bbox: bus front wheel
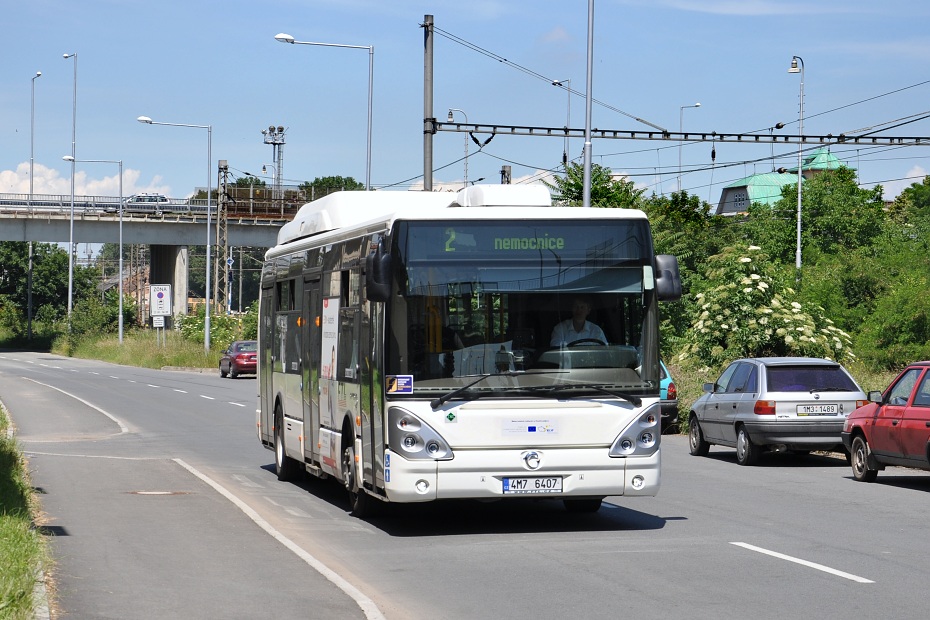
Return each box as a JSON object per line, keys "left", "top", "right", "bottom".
{"left": 342, "top": 445, "right": 374, "bottom": 518}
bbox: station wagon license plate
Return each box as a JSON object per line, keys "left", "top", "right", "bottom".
{"left": 797, "top": 404, "right": 839, "bottom": 415}
{"left": 502, "top": 476, "right": 562, "bottom": 494}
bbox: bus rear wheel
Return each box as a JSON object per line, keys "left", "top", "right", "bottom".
{"left": 342, "top": 445, "right": 374, "bottom": 518}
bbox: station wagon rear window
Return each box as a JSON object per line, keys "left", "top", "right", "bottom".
{"left": 766, "top": 365, "right": 859, "bottom": 392}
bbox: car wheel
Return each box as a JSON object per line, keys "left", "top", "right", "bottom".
{"left": 689, "top": 415, "right": 710, "bottom": 456}
{"left": 219, "top": 364, "right": 228, "bottom": 378}
{"left": 564, "top": 498, "right": 602, "bottom": 513}
{"left": 274, "top": 407, "right": 298, "bottom": 482}
{"left": 342, "top": 444, "right": 374, "bottom": 517}
{"left": 735, "top": 426, "right": 759, "bottom": 466}
{"left": 851, "top": 435, "right": 878, "bottom": 482}
{"left": 229, "top": 366, "right": 238, "bottom": 379}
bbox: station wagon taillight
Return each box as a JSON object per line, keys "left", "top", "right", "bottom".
{"left": 666, "top": 383, "right": 677, "bottom": 401}
{"left": 753, "top": 400, "right": 776, "bottom": 415}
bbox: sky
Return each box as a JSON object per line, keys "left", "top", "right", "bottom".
{"left": 3, "top": 0, "right": 930, "bottom": 206}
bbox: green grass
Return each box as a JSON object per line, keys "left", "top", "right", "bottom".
{"left": 669, "top": 360, "right": 900, "bottom": 433}
{"left": 53, "top": 330, "right": 221, "bottom": 370}
{"left": 0, "top": 405, "right": 49, "bottom": 619}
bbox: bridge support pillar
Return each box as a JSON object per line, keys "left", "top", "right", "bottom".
{"left": 150, "top": 245, "right": 189, "bottom": 325}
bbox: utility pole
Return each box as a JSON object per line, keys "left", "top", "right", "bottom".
{"left": 213, "top": 161, "right": 230, "bottom": 315}
{"left": 422, "top": 14, "right": 434, "bottom": 191}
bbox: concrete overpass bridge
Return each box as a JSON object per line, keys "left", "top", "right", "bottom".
{"left": 0, "top": 192, "right": 288, "bottom": 319}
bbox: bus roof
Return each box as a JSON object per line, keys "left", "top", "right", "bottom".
{"left": 273, "top": 184, "right": 648, "bottom": 250}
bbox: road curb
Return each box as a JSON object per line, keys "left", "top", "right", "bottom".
{"left": 160, "top": 366, "right": 217, "bottom": 374}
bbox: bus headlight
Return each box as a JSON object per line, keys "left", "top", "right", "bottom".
{"left": 388, "top": 407, "right": 454, "bottom": 460}
{"left": 609, "top": 403, "right": 661, "bottom": 458}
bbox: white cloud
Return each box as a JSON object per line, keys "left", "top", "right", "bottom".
{"left": 541, "top": 26, "right": 571, "bottom": 44}
{"left": 0, "top": 162, "right": 169, "bottom": 197}
{"left": 879, "top": 165, "right": 926, "bottom": 199}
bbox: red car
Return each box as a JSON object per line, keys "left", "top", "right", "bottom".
{"left": 842, "top": 361, "right": 930, "bottom": 481}
{"left": 219, "top": 340, "right": 257, "bottom": 378}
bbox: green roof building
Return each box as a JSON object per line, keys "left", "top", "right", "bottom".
{"left": 715, "top": 147, "right": 850, "bottom": 215}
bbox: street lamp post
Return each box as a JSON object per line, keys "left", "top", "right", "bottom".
{"left": 63, "top": 52, "right": 77, "bottom": 327}
{"left": 789, "top": 55, "right": 805, "bottom": 276}
{"left": 788, "top": 56, "right": 804, "bottom": 281}
{"left": 30, "top": 71, "right": 41, "bottom": 207}
{"left": 552, "top": 79, "right": 571, "bottom": 166}
{"left": 274, "top": 32, "right": 373, "bottom": 190}
{"left": 678, "top": 102, "right": 700, "bottom": 192}
{"left": 261, "top": 163, "right": 278, "bottom": 200}
{"left": 63, "top": 156, "right": 124, "bottom": 342}
{"left": 137, "top": 116, "right": 213, "bottom": 351}
{"left": 446, "top": 108, "right": 468, "bottom": 187}
{"left": 28, "top": 70, "right": 41, "bottom": 341}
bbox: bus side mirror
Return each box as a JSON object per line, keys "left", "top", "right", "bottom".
{"left": 366, "top": 243, "right": 392, "bottom": 302}
{"left": 655, "top": 254, "right": 682, "bottom": 302}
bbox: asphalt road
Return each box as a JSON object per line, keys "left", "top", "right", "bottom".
{"left": 2, "top": 351, "right": 929, "bottom": 619}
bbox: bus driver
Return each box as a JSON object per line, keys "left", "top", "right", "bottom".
{"left": 550, "top": 297, "right": 607, "bottom": 346}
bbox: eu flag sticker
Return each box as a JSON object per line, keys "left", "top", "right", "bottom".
{"left": 386, "top": 375, "right": 413, "bottom": 394}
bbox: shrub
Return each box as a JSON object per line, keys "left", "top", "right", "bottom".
{"left": 177, "top": 308, "right": 242, "bottom": 349}
{"left": 677, "top": 244, "right": 854, "bottom": 369}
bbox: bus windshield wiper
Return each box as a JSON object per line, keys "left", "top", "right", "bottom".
{"left": 429, "top": 371, "right": 570, "bottom": 409}
{"left": 522, "top": 383, "right": 643, "bottom": 407}
{"left": 429, "top": 373, "right": 496, "bottom": 411}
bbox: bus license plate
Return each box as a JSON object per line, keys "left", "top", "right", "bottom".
{"left": 797, "top": 404, "right": 839, "bottom": 415}
{"left": 502, "top": 476, "right": 562, "bottom": 495}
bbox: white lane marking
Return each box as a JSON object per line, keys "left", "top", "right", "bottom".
{"left": 89, "top": 372, "right": 100, "bottom": 375}
{"left": 24, "top": 452, "right": 156, "bottom": 460}
{"left": 231, "top": 474, "right": 262, "bottom": 488}
{"left": 110, "top": 376, "right": 120, "bottom": 379}
{"left": 22, "top": 378, "right": 129, "bottom": 434}
{"left": 730, "top": 542, "right": 874, "bottom": 583}
{"left": 174, "top": 459, "right": 386, "bottom": 620}
{"left": 200, "top": 395, "right": 215, "bottom": 400}
{"left": 228, "top": 402, "right": 246, "bottom": 407}
{"left": 174, "top": 389, "right": 188, "bottom": 394}
{"left": 147, "top": 384, "right": 160, "bottom": 388}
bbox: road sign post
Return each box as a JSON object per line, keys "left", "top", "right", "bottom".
{"left": 150, "top": 284, "right": 172, "bottom": 343}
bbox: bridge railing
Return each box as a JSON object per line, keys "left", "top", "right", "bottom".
{"left": 0, "top": 185, "right": 351, "bottom": 220}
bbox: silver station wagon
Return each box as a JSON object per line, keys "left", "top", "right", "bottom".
{"left": 688, "top": 357, "right": 868, "bottom": 465}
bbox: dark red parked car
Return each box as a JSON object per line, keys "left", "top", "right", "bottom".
{"left": 219, "top": 340, "right": 257, "bottom": 378}
{"left": 842, "top": 361, "right": 930, "bottom": 481}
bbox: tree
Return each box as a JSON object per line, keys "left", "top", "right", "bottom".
{"left": 235, "top": 176, "right": 265, "bottom": 188}
{"left": 0, "top": 242, "right": 97, "bottom": 316}
{"left": 299, "top": 176, "right": 364, "bottom": 201}
{"left": 544, "top": 162, "right": 645, "bottom": 208}
{"left": 741, "top": 167, "right": 884, "bottom": 264}
{"left": 889, "top": 174, "right": 930, "bottom": 224}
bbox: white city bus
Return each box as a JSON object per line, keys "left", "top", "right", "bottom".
{"left": 257, "top": 184, "right": 681, "bottom": 516}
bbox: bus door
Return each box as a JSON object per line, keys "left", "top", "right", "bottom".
{"left": 302, "top": 277, "right": 322, "bottom": 466}
{"left": 363, "top": 298, "right": 385, "bottom": 491}
{"left": 258, "top": 285, "right": 274, "bottom": 445}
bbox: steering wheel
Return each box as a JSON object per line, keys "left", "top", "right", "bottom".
{"left": 567, "top": 338, "right": 606, "bottom": 347}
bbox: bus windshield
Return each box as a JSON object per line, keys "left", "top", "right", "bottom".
{"left": 384, "top": 219, "right": 661, "bottom": 399}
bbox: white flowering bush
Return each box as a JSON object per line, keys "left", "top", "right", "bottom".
{"left": 677, "top": 245, "right": 854, "bottom": 368}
